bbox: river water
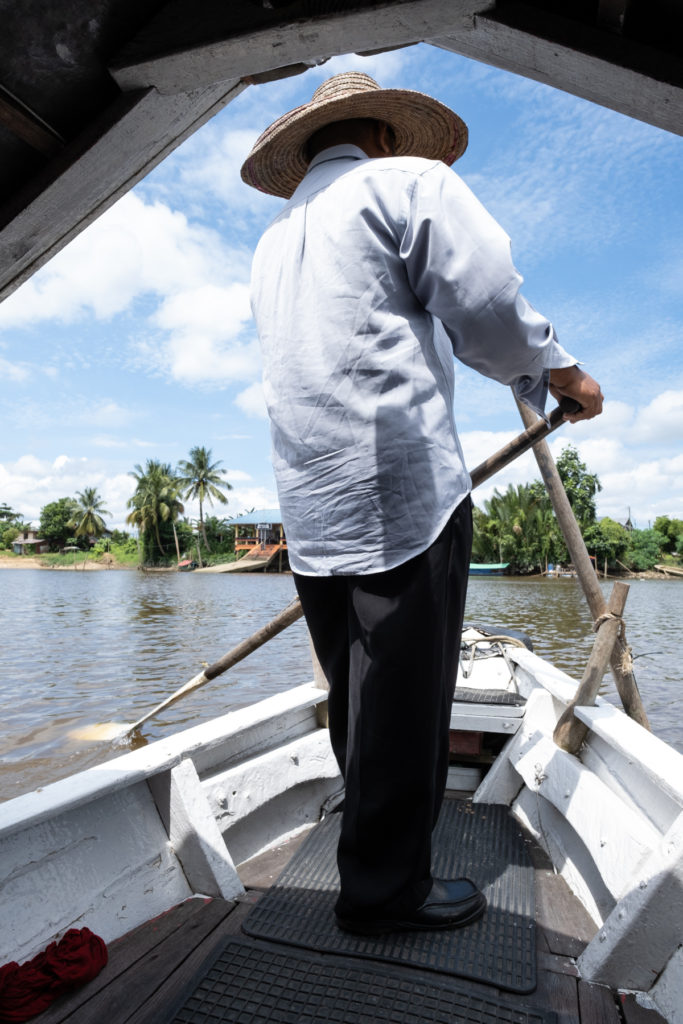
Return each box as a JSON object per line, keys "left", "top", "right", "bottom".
{"left": 1, "top": 569, "right": 681, "bottom": 802}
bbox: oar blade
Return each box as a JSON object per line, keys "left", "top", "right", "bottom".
{"left": 68, "top": 722, "right": 133, "bottom": 742}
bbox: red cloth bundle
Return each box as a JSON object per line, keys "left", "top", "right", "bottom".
{"left": 0, "top": 928, "right": 107, "bottom": 1022}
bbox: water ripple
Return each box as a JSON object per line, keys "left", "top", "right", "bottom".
{"left": 0, "top": 569, "right": 681, "bottom": 800}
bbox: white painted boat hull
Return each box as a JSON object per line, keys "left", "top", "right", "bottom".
{"left": 1, "top": 638, "right": 682, "bottom": 1021}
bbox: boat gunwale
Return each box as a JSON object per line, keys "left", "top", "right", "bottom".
{"left": 0, "top": 682, "right": 327, "bottom": 840}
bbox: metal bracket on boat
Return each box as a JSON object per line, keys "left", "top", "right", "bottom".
{"left": 459, "top": 634, "right": 526, "bottom": 691}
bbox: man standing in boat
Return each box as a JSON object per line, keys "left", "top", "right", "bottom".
{"left": 241, "top": 72, "right": 603, "bottom": 935}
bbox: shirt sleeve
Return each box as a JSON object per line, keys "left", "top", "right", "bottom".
{"left": 399, "top": 163, "right": 576, "bottom": 416}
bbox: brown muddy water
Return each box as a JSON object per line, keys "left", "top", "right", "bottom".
{"left": 0, "top": 569, "right": 681, "bottom": 802}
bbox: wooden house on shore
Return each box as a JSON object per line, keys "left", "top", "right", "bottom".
{"left": 230, "top": 509, "right": 289, "bottom": 572}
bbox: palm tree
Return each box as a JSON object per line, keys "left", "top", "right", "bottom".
{"left": 177, "top": 446, "right": 232, "bottom": 553}
{"left": 69, "top": 487, "right": 111, "bottom": 542}
{"left": 126, "top": 461, "right": 184, "bottom": 564}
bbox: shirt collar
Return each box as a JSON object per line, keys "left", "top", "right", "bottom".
{"left": 306, "top": 144, "right": 368, "bottom": 172}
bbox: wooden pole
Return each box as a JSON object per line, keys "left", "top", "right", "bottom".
{"left": 514, "top": 396, "right": 650, "bottom": 730}
{"left": 554, "top": 582, "right": 629, "bottom": 752}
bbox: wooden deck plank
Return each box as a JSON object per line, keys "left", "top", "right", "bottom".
{"left": 577, "top": 980, "right": 621, "bottom": 1023}
{"left": 57, "top": 898, "right": 238, "bottom": 1024}
{"left": 36, "top": 898, "right": 212, "bottom": 1024}
{"left": 532, "top": 967, "right": 580, "bottom": 1024}
{"left": 127, "top": 899, "right": 256, "bottom": 1024}
{"left": 535, "top": 866, "right": 597, "bottom": 958}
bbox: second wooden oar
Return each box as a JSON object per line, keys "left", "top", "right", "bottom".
{"left": 70, "top": 598, "right": 305, "bottom": 741}
{"left": 76, "top": 399, "right": 576, "bottom": 741}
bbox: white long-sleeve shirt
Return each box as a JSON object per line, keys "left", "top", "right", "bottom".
{"left": 251, "top": 145, "right": 575, "bottom": 576}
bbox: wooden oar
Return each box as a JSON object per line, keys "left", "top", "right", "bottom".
{"left": 70, "top": 598, "right": 305, "bottom": 741}
{"left": 75, "top": 399, "right": 576, "bottom": 742}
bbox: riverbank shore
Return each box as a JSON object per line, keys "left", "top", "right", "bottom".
{"left": 0, "top": 553, "right": 679, "bottom": 579}
{"left": 0, "top": 553, "right": 129, "bottom": 571}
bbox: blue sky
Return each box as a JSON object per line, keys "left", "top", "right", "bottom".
{"left": 1, "top": 44, "right": 682, "bottom": 534}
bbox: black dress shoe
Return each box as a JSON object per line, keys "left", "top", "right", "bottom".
{"left": 335, "top": 877, "right": 486, "bottom": 935}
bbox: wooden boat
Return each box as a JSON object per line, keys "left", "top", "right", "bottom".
{"left": 1, "top": 623, "right": 681, "bottom": 1023}
{"left": 655, "top": 565, "right": 683, "bottom": 578}
{"left": 468, "top": 562, "right": 509, "bottom": 576}
{"left": 1, "top": 5, "right": 681, "bottom": 1022}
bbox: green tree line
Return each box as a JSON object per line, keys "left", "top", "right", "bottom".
{"left": 472, "top": 445, "right": 683, "bottom": 574}
{"left": 0, "top": 446, "right": 237, "bottom": 567}
{"left": 3, "top": 444, "right": 682, "bottom": 571}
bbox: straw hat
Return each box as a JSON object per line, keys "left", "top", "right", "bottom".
{"left": 240, "top": 71, "right": 468, "bottom": 199}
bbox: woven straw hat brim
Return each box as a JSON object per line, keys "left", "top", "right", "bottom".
{"left": 241, "top": 87, "right": 468, "bottom": 199}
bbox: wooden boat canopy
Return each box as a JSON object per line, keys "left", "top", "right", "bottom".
{"left": 1, "top": 0, "right": 682, "bottom": 303}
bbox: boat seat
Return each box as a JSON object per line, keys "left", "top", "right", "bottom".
{"left": 450, "top": 686, "right": 527, "bottom": 735}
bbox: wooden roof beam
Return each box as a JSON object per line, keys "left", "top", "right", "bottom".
{"left": 431, "top": 3, "right": 683, "bottom": 138}
{"left": 0, "top": 86, "right": 65, "bottom": 157}
{"left": 109, "top": 0, "right": 489, "bottom": 94}
{"left": 0, "top": 80, "right": 245, "bottom": 303}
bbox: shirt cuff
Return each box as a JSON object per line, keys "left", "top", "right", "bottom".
{"left": 515, "top": 335, "right": 579, "bottom": 417}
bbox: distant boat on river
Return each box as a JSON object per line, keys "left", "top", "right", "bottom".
{"left": 468, "top": 562, "right": 509, "bottom": 576}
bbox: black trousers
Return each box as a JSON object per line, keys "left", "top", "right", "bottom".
{"left": 293, "top": 497, "right": 472, "bottom": 917}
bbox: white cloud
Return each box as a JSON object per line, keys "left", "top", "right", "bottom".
{"left": 86, "top": 400, "right": 139, "bottom": 430}
{"left": 0, "top": 449, "right": 277, "bottom": 535}
{"left": 2, "top": 193, "right": 238, "bottom": 304}
{"left": 459, "top": 389, "right": 683, "bottom": 525}
{"left": 222, "top": 486, "right": 279, "bottom": 517}
{"left": 144, "top": 282, "right": 259, "bottom": 387}
{"left": 0, "top": 190, "right": 262, "bottom": 392}
{"left": 235, "top": 381, "right": 268, "bottom": 418}
{"left": 224, "top": 469, "right": 252, "bottom": 482}
{"left": 631, "top": 390, "right": 683, "bottom": 445}
{"left": 0, "top": 194, "right": 216, "bottom": 327}
{"left": 0, "top": 357, "right": 29, "bottom": 381}
{"left": 146, "top": 48, "right": 408, "bottom": 219}
{"left": 463, "top": 85, "right": 679, "bottom": 267}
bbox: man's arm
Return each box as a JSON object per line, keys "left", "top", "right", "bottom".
{"left": 400, "top": 164, "right": 603, "bottom": 422}
{"left": 549, "top": 365, "right": 603, "bottom": 422}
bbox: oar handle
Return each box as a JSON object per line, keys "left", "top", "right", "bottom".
{"left": 470, "top": 398, "right": 578, "bottom": 490}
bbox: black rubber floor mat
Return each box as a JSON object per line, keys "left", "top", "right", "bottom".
{"left": 453, "top": 687, "right": 526, "bottom": 706}
{"left": 172, "top": 937, "right": 556, "bottom": 1024}
{"left": 242, "top": 801, "right": 536, "bottom": 993}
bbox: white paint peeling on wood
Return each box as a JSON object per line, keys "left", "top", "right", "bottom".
{"left": 111, "top": 0, "right": 485, "bottom": 94}
{"left": 579, "top": 812, "right": 683, "bottom": 992}
{"left": 474, "top": 688, "right": 558, "bottom": 806}
{"left": 581, "top": 728, "right": 683, "bottom": 837}
{"left": 0, "top": 782, "right": 191, "bottom": 965}
{"left": 204, "top": 730, "right": 339, "bottom": 832}
{"left": 509, "top": 648, "right": 579, "bottom": 704}
{"left": 576, "top": 704, "right": 683, "bottom": 806}
{"left": 148, "top": 760, "right": 245, "bottom": 901}
{"left": 432, "top": 14, "right": 683, "bottom": 137}
{"left": 514, "top": 733, "right": 659, "bottom": 899}
{"left": 513, "top": 786, "right": 613, "bottom": 926}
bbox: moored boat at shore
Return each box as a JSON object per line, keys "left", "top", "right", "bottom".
{"left": 469, "top": 562, "right": 509, "bottom": 576}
